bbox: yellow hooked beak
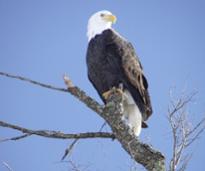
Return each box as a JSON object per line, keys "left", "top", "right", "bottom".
{"left": 103, "top": 14, "right": 117, "bottom": 24}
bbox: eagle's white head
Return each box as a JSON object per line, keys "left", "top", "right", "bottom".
{"left": 87, "top": 10, "right": 117, "bottom": 41}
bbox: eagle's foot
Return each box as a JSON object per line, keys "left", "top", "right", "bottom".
{"left": 127, "top": 124, "right": 136, "bottom": 136}
{"left": 102, "top": 90, "right": 113, "bottom": 100}
{"left": 103, "top": 88, "right": 123, "bottom": 100}
{"left": 115, "top": 88, "right": 124, "bottom": 95}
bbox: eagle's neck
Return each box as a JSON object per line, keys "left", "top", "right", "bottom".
{"left": 87, "top": 22, "right": 112, "bottom": 42}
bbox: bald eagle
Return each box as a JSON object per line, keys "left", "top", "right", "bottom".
{"left": 86, "top": 10, "right": 152, "bottom": 136}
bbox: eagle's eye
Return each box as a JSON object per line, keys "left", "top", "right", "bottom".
{"left": 100, "top": 13, "right": 105, "bottom": 17}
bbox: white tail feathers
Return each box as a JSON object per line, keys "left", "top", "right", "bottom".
{"left": 123, "top": 90, "right": 142, "bottom": 136}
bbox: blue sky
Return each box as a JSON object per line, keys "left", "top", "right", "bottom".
{"left": 0, "top": 1, "right": 205, "bottom": 171}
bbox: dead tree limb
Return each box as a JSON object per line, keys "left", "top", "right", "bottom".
{"left": 0, "top": 71, "right": 165, "bottom": 171}
{"left": 0, "top": 120, "right": 115, "bottom": 140}
{"left": 2, "top": 161, "right": 13, "bottom": 171}
{"left": 167, "top": 92, "right": 205, "bottom": 171}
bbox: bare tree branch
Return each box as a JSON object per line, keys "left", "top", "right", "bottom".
{"left": 0, "top": 71, "right": 103, "bottom": 115}
{"left": 0, "top": 71, "right": 165, "bottom": 171}
{"left": 0, "top": 71, "right": 68, "bottom": 92}
{"left": 0, "top": 120, "right": 115, "bottom": 140}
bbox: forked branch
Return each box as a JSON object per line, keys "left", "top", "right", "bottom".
{"left": 168, "top": 91, "right": 205, "bottom": 171}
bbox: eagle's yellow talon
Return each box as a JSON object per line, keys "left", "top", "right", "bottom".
{"left": 102, "top": 88, "right": 123, "bottom": 100}
{"left": 102, "top": 90, "right": 112, "bottom": 100}
{"left": 115, "top": 88, "right": 123, "bottom": 95}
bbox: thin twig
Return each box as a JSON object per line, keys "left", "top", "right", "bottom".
{"left": 68, "top": 160, "right": 81, "bottom": 171}
{"left": 0, "top": 133, "right": 31, "bottom": 142}
{"left": 178, "top": 154, "right": 192, "bottom": 171}
{"left": 2, "top": 161, "right": 13, "bottom": 171}
{"left": 61, "top": 139, "right": 79, "bottom": 161}
{"left": 185, "top": 126, "right": 205, "bottom": 147}
{"left": 99, "top": 122, "right": 107, "bottom": 132}
{"left": 186, "top": 117, "right": 205, "bottom": 137}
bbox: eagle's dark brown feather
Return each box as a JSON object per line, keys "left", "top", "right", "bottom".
{"left": 121, "top": 43, "right": 152, "bottom": 119}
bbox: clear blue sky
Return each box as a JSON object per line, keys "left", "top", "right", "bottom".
{"left": 0, "top": 1, "right": 205, "bottom": 171}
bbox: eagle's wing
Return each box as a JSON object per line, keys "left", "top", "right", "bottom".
{"left": 122, "top": 43, "right": 147, "bottom": 103}
{"left": 121, "top": 42, "right": 152, "bottom": 119}
{"left": 104, "top": 29, "right": 152, "bottom": 120}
